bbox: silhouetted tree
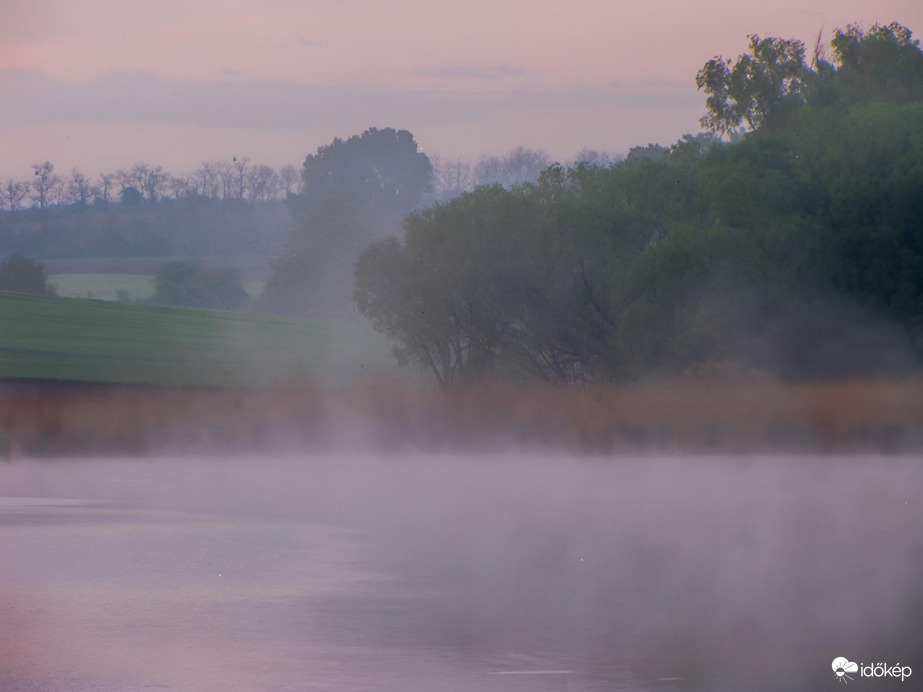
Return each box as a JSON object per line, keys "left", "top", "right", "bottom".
{"left": 153, "top": 260, "right": 248, "bottom": 310}
{"left": 68, "top": 168, "right": 95, "bottom": 207}
{"left": 0, "top": 255, "right": 56, "bottom": 295}
{"left": 295, "top": 127, "right": 433, "bottom": 221}
{"left": 696, "top": 35, "right": 811, "bottom": 134}
{"left": 4, "top": 180, "right": 29, "bottom": 211}
{"left": 31, "top": 162, "right": 61, "bottom": 210}
{"left": 473, "top": 146, "right": 551, "bottom": 188}
{"left": 829, "top": 22, "right": 923, "bottom": 105}
{"left": 120, "top": 186, "right": 144, "bottom": 207}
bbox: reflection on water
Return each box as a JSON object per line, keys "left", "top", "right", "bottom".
{"left": 1, "top": 454, "right": 921, "bottom": 691}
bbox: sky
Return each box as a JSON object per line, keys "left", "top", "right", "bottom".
{"left": 2, "top": 0, "right": 922, "bottom": 180}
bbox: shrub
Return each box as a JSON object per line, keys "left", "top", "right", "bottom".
{"left": 153, "top": 260, "right": 248, "bottom": 310}
{"left": 0, "top": 255, "right": 56, "bottom": 295}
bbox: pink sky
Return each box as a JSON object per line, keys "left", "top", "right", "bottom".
{"left": 2, "top": 0, "right": 922, "bottom": 179}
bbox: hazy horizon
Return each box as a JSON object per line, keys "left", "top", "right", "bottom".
{"left": 3, "top": 0, "right": 922, "bottom": 180}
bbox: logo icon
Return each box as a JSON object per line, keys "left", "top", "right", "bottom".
{"left": 833, "top": 658, "right": 858, "bottom": 683}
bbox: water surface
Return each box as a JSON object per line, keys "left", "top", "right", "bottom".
{"left": 1, "top": 453, "right": 920, "bottom": 690}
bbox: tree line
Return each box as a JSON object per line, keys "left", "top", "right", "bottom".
{"left": 4, "top": 159, "right": 303, "bottom": 212}
{"left": 354, "top": 22, "right": 923, "bottom": 384}
{"left": 256, "top": 130, "right": 618, "bottom": 317}
{"left": 4, "top": 19, "right": 920, "bottom": 388}
{"left": 2, "top": 146, "right": 600, "bottom": 214}
{"left": 0, "top": 140, "right": 599, "bottom": 263}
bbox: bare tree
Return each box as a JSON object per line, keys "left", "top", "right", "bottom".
{"left": 504, "top": 146, "right": 552, "bottom": 185}
{"left": 191, "top": 162, "right": 221, "bottom": 199}
{"left": 474, "top": 146, "right": 551, "bottom": 188}
{"left": 232, "top": 156, "right": 250, "bottom": 199}
{"left": 113, "top": 163, "right": 167, "bottom": 202}
{"left": 216, "top": 160, "right": 235, "bottom": 199}
{"left": 246, "top": 164, "right": 280, "bottom": 204}
{"left": 68, "top": 168, "right": 96, "bottom": 206}
{"left": 140, "top": 164, "right": 167, "bottom": 202}
{"left": 31, "top": 162, "right": 62, "bottom": 209}
{"left": 189, "top": 165, "right": 207, "bottom": 197}
{"left": 278, "top": 164, "right": 301, "bottom": 197}
{"left": 432, "top": 155, "right": 473, "bottom": 194}
{"left": 472, "top": 155, "right": 504, "bottom": 187}
{"left": 115, "top": 165, "right": 140, "bottom": 194}
{"left": 5, "top": 180, "right": 30, "bottom": 211}
{"left": 98, "top": 173, "right": 115, "bottom": 204}
{"left": 169, "top": 175, "right": 192, "bottom": 200}
{"left": 573, "top": 149, "right": 621, "bottom": 168}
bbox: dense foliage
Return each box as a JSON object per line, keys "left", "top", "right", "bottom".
{"left": 260, "top": 128, "right": 434, "bottom": 317}
{"left": 356, "top": 24, "right": 923, "bottom": 384}
{"left": 697, "top": 22, "right": 923, "bottom": 135}
{"left": 0, "top": 255, "right": 56, "bottom": 295}
{"left": 293, "top": 127, "right": 433, "bottom": 221}
{"left": 152, "top": 260, "right": 248, "bottom": 310}
{"left": 1, "top": 158, "right": 300, "bottom": 259}
{"left": 0, "top": 198, "right": 292, "bottom": 259}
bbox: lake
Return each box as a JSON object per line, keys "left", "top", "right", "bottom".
{"left": 1, "top": 453, "right": 920, "bottom": 690}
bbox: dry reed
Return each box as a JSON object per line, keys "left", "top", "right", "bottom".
{"left": 2, "top": 377, "right": 922, "bottom": 457}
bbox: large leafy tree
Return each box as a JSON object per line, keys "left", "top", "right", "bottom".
{"left": 295, "top": 127, "right": 433, "bottom": 224}
{"left": 355, "top": 186, "right": 545, "bottom": 384}
{"left": 355, "top": 24, "right": 923, "bottom": 384}
{"left": 698, "top": 23, "right": 923, "bottom": 136}
{"left": 261, "top": 128, "right": 433, "bottom": 317}
{"left": 696, "top": 34, "right": 811, "bottom": 135}
{"left": 829, "top": 22, "right": 923, "bottom": 105}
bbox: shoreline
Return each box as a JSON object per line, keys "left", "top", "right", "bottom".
{"left": 3, "top": 376, "right": 923, "bottom": 457}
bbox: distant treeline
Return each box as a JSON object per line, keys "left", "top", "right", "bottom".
{"left": 0, "top": 145, "right": 586, "bottom": 261}
{"left": 0, "top": 197, "right": 293, "bottom": 258}
{"left": 5, "top": 22, "right": 922, "bottom": 388}
{"left": 4, "top": 159, "right": 302, "bottom": 212}
{"left": 0, "top": 159, "right": 301, "bottom": 258}
{"left": 355, "top": 23, "right": 923, "bottom": 384}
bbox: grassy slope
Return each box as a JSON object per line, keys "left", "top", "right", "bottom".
{"left": 0, "top": 291, "right": 399, "bottom": 386}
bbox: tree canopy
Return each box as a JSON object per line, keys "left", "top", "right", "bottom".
{"left": 696, "top": 34, "right": 810, "bottom": 135}
{"left": 294, "top": 127, "right": 433, "bottom": 222}
{"left": 153, "top": 260, "right": 248, "bottom": 310}
{"left": 0, "top": 255, "right": 56, "bottom": 296}
{"left": 260, "top": 127, "right": 435, "bottom": 318}
{"left": 356, "top": 24, "right": 923, "bottom": 384}
{"left": 697, "top": 22, "right": 922, "bottom": 135}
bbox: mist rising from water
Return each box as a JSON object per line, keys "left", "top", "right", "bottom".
{"left": 1, "top": 453, "right": 920, "bottom": 690}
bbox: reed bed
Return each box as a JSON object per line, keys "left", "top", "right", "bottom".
{"left": 2, "top": 377, "right": 923, "bottom": 457}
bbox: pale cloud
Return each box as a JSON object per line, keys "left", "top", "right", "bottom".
{"left": 0, "top": 0, "right": 919, "bottom": 177}
{"left": 420, "top": 65, "right": 526, "bottom": 81}
{"left": 0, "top": 69, "right": 701, "bottom": 134}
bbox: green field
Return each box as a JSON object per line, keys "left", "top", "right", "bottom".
{"left": 50, "top": 273, "right": 264, "bottom": 302}
{"left": 41, "top": 255, "right": 276, "bottom": 282}
{"left": 50, "top": 274, "right": 157, "bottom": 302}
{"left": 43, "top": 255, "right": 273, "bottom": 304}
{"left": 0, "top": 291, "right": 400, "bottom": 386}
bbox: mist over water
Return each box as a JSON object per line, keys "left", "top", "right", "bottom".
{"left": 1, "top": 452, "right": 920, "bottom": 691}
